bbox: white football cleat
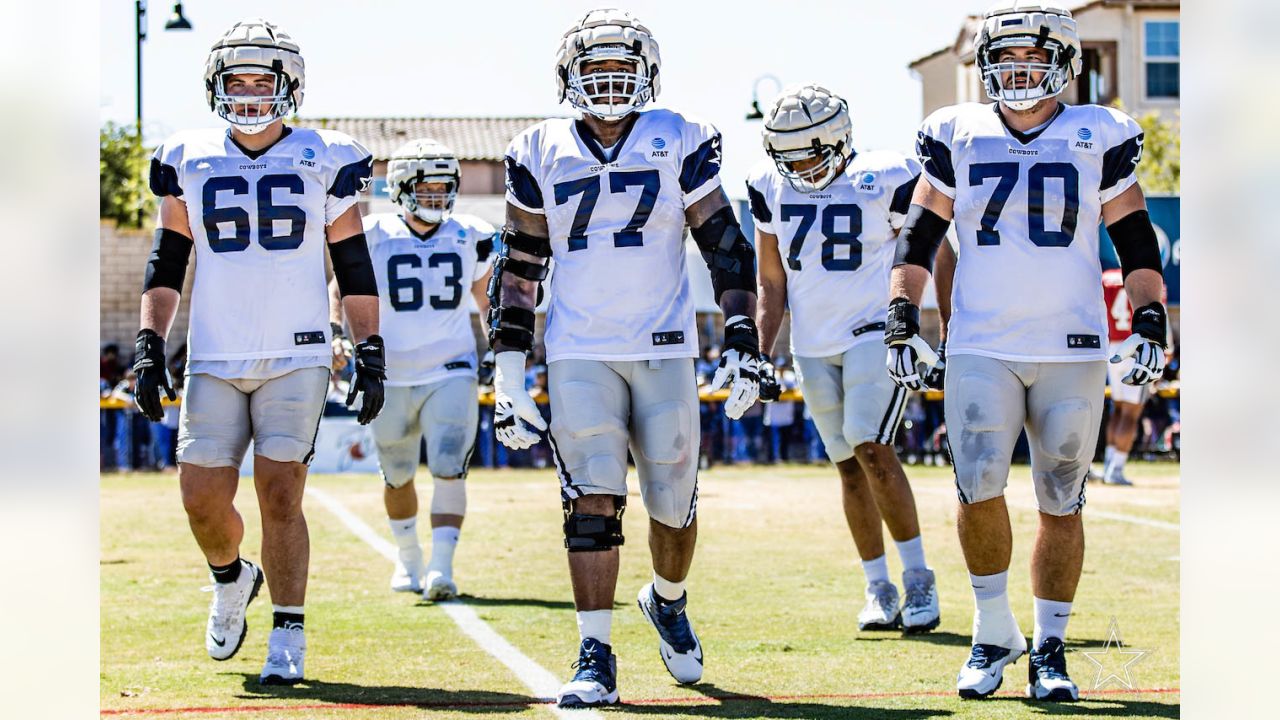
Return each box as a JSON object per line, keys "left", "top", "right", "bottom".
{"left": 390, "top": 546, "right": 425, "bottom": 593}
{"left": 901, "top": 568, "right": 941, "bottom": 633}
{"left": 204, "top": 559, "right": 263, "bottom": 661}
{"left": 259, "top": 625, "right": 306, "bottom": 686}
{"left": 857, "top": 580, "right": 901, "bottom": 631}
{"left": 423, "top": 570, "right": 458, "bottom": 601}
{"left": 1027, "top": 637, "right": 1079, "bottom": 701}
{"left": 637, "top": 584, "right": 704, "bottom": 684}
{"left": 957, "top": 631, "right": 1026, "bottom": 699}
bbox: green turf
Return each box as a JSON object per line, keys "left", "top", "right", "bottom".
{"left": 101, "top": 462, "right": 1179, "bottom": 719}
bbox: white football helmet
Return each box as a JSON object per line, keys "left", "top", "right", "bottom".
{"left": 761, "top": 84, "right": 854, "bottom": 193}
{"left": 386, "top": 139, "right": 461, "bottom": 225}
{"left": 975, "top": 2, "right": 1082, "bottom": 111}
{"left": 204, "top": 18, "right": 305, "bottom": 135}
{"left": 555, "top": 8, "right": 661, "bottom": 121}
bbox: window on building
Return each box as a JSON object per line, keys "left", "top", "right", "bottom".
{"left": 1144, "top": 20, "right": 1179, "bottom": 99}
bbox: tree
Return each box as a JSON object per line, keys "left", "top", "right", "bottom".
{"left": 100, "top": 122, "right": 154, "bottom": 227}
{"left": 1112, "top": 100, "right": 1179, "bottom": 195}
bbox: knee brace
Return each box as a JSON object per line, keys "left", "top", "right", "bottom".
{"left": 563, "top": 495, "right": 625, "bottom": 552}
{"left": 431, "top": 475, "right": 467, "bottom": 516}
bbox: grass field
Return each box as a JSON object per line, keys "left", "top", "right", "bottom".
{"left": 101, "top": 462, "right": 1179, "bottom": 719}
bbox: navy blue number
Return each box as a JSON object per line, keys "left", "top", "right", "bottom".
{"left": 553, "top": 176, "right": 600, "bottom": 251}
{"left": 257, "top": 174, "right": 307, "bottom": 250}
{"left": 555, "top": 172, "right": 662, "bottom": 251}
{"left": 969, "top": 162, "right": 1018, "bottom": 246}
{"left": 428, "top": 252, "right": 463, "bottom": 309}
{"left": 202, "top": 174, "right": 308, "bottom": 252}
{"left": 820, "top": 204, "right": 863, "bottom": 271}
{"left": 202, "top": 176, "right": 251, "bottom": 253}
{"left": 1027, "top": 162, "right": 1079, "bottom": 247}
{"left": 968, "top": 162, "right": 1080, "bottom": 248}
{"left": 387, "top": 254, "right": 423, "bottom": 311}
{"left": 609, "top": 170, "right": 659, "bottom": 248}
{"left": 780, "top": 204, "right": 817, "bottom": 271}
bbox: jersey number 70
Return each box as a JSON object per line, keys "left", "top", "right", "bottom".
{"left": 968, "top": 162, "right": 1080, "bottom": 248}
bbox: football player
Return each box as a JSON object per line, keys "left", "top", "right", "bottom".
{"left": 134, "top": 18, "right": 383, "bottom": 686}
{"left": 885, "top": 2, "right": 1167, "bottom": 701}
{"left": 748, "top": 84, "right": 941, "bottom": 634}
{"left": 491, "top": 9, "right": 761, "bottom": 707}
{"left": 329, "top": 139, "right": 495, "bottom": 600}
{"left": 1101, "top": 261, "right": 1167, "bottom": 485}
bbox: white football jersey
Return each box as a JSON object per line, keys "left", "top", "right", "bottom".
{"left": 917, "top": 102, "right": 1143, "bottom": 362}
{"left": 747, "top": 151, "right": 920, "bottom": 358}
{"left": 504, "top": 109, "right": 724, "bottom": 362}
{"left": 150, "top": 126, "right": 372, "bottom": 363}
{"left": 365, "top": 212, "right": 495, "bottom": 386}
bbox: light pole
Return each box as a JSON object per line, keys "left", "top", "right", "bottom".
{"left": 136, "top": 1, "right": 194, "bottom": 132}
{"left": 745, "top": 74, "right": 783, "bottom": 121}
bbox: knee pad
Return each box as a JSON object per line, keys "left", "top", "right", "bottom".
{"left": 563, "top": 495, "right": 625, "bottom": 552}
{"left": 431, "top": 475, "right": 467, "bottom": 516}
{"left": 1036, "top": 397, "right": 1093, "bottom": 464}
{"left": 176, "top": 437, "right": 237, "bottom": 468}
{"left": 255, "top": 436, "right": 312, "bottom": 464}
{"left": 636, "top": 401, "right": 691, "bottom": 465}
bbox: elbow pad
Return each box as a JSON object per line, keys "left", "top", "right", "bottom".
{"left": 893, "top": 204, "right": 950, "bottom": 271}
{"left": 690, "top": 205, "right": 757, "bottom": 302}
{"left": 142, "top": 228, "right": 193, "bottom": 293}
{"left": 1107, "top": 210, "right": 1163, "bottom": 279}
{"left": 329, "top": 233, "right": 378, "bottom": 297}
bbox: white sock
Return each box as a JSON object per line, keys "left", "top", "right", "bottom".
{"left": 1112, "top": 451, "right": 1128, "bottom": 474}
{"left": 388, "top": 516, "right": 420, "bottom": 552}
{"left": 862, "top": 554, "right": 890, "bottom": 586}
{"left": 895, "top": 535, "right": 928, "bottom": 572}
{"left": 1104, "top": 445, "right": 1116, "bottom": 468}
{"left": 577, "top": 609, "right": 612, "bottom": 645}
{"left": 653, "top": 573, "right": 686, "bottom": 602}
{"left": 429, "top": 525, "right": 460, "bottom": 574}
{"left": 970, "top": 570, "right": 1019, "bottom": 645}
{"left": 1033, "top": 597, "right": 1072, "bottom": 648}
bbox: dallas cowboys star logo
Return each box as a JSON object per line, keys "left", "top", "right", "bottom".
{"left": 1081, "top": 616, "right": 1149, "bottom": 690}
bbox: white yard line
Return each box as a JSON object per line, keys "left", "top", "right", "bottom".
{"left": 306, "top": 487, "right": 601, "bottom": 720}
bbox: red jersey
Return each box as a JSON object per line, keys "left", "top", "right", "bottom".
{"left": 1102, "top": 268, "right": 1130, "bottom": 342}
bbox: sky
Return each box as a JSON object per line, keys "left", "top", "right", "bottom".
{"left": 100, "top": 0, "right": 993, "bottom": 192}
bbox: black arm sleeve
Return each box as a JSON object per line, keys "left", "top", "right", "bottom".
{"left": 892, "top": 204, "right": 950, "bottom": 271}
{"left": 689, "top": 205, "right": 756, "bottom": 302}
{"left": 142, "top": 228, "right": 193, "bottom": 293}
{"left": 329, "top": 233, "right": 379, "bottom": 297}
{"left": 1107, "top": 209, "right": 1164, "bottom": 279}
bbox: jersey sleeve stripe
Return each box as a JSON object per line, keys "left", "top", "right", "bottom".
{"left": 503, "top": 156, "right": 544, "bottom": 211}
{"left": 679, "top": 133, "right": 723, "bottom": 196}
{"left": 329, "top": 155, "right": 374, "bottom": 199}
{"left": 745, "top": 183, "right": 772, "bottom": 224}
{"left": 890, "top": 173, "right": 921, "bottom": 216}
{"left": 149, "top": 158, "right": 182, "bottom": 198}
{"left": 915, "top": 132, "right": 955, "bottom": 189}
{"left": 1100, "top": 132, "right": 1144, "bottom": 192}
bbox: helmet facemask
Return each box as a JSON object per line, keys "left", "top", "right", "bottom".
{"left": 980, "top": 37, "right": 1071, "bottom": 111}
{"left": 770, "top": 142, "right": 847, "bottom": 194}
{"left": 212, "top": 66, "right": 295, "bottom": 134}
{"left": 396, "top": 177, "right": 458, "bottom": 225}
{"left": 566, "top": 44, "right": 652, "bottom": 121}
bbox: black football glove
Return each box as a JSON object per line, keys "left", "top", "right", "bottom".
{"left": 346, "top": 335, "right": 386, "bottom": 424}
{"left": 922, "top": 340, "right": 946, "bottom": 391}
{"left": 133, "top": 329, "right": 175, "bottom": 422}
{"left": 477, "top": 350, "right": 496, "bottom": 387}
{"left": 758, "top": 355, "right": 781, "bottom": 403}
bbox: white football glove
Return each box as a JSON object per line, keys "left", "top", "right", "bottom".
{"left": 884, "top": 298, "right": 940, "bottom": 392}
{"left": 493, "top": 351, "right": 546, "bottom": 450}
{"left": 1110, "top": 334, "right": 1165, "bottom": 386}
{"left": 1110, "top": 301, "right": 1168, "bottom": 387}
{"left": 711, "top": 315, "right": 761, "bottom": 420}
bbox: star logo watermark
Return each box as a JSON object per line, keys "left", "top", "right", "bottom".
{"left": 1080, "top": 617, "right": 1149, "bottom": 690}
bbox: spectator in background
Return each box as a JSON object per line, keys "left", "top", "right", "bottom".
{"left": 101, "top": 344, "right": 124, "bottom": 387}
{"left": 763, "top": 356, "right": 798, "bottom": 462}
{"left": 110, "top": 370, "right": 151, "bottom": 470}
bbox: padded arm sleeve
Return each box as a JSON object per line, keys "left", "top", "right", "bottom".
{"left": 690, "top": 205, "right": 756, "bottom": 302}
{"left": 1107, "top": 209, "right": 1163, "bottom": 279}
{"left": 892, "top": 204, "right": 951, "bottom": 271}
{"left": 142, "top": 228, "right": 193, "bottom": 293}
{"left": 329, "top": 233, "right": 379, "bottom": 297}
